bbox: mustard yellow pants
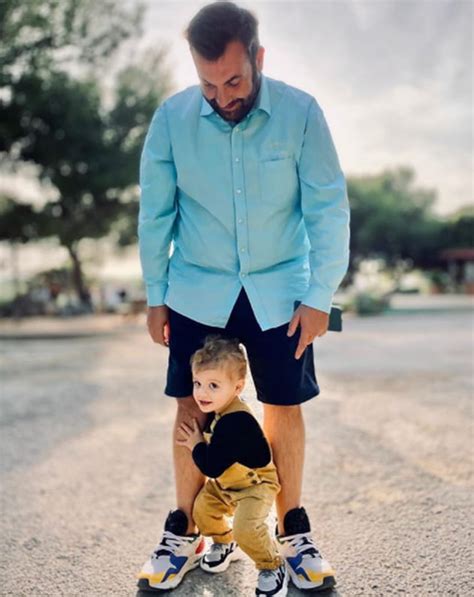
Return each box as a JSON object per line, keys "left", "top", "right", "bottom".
{"left": 193, "top": 478, "right": 282, "bottom": 570}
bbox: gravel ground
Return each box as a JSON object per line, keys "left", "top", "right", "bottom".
{"left": 0, "top": 304, "right": 472, "bottom": 596}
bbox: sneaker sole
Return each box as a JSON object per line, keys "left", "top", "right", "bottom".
{"left": 137, "top": 558, "right": 200, "bottom": 592}
{"left": 289, "top": 574, "right": 336, "bottom": 593}
{"left": 200, "top": 547, "right": 241, "bottom": 574}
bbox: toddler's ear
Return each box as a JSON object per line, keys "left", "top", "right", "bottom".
{"left": 235, "top": 378, "right": 245, "bottom": 394}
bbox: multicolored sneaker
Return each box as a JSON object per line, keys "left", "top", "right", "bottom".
{"left": 137, "top": 509, "right": 205, "bottom": 592}
{"left": 277, "top": 507, "right": 336, "bottom": 592}
{"left": 256, "top": 564, "right": 288, "bottom": 596}
{"left": 200, "top": 541, "right": 240, "bottom": 573}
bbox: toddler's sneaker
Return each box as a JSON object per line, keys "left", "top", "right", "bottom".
{"left": 256, "top": 564, "right": 288, "bottom": 596}
{"left": 277, "top": 507, "right": 336, "bottom": 592}
{"left": 200, "top": 541, "right": 240, "bottom": 573}
{"left": 137, "top": 509, "right": 205, "bottom": 592}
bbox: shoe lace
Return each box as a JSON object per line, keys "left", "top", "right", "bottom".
{"left": 287, "top": 533, "right": 321, "bottom": 558}
{"left": 209, "top": 542, "right": 227, "bottom": 554}
{"left": 260, "top": 568, "right": 278, "bottom": 580}
{"left": 152, "top": 530, "right": 189, "bottom": 558}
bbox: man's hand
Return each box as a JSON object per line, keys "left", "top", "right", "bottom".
{"left": 147, "top": 305, "right": 170, "bottom": 346}
{"left": 176, "top": 418, "right": 204, "bottom": 451}
{"left": 287, "top": 304, "right": 329, "bottom": 360}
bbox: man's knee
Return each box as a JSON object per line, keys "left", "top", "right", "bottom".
{"left": 176, "top": 396, "right": 205, "bottom": 422}
{"left": 176, "top": 395, "right": 196, "bottom": 412}
{"left": 263, "top": 403, "right": 302, "bottom": 422}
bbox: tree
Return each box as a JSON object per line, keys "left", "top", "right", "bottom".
{"left": 0, "top": 192, "right": 51, "bottom": 303}
{"left": 441, "top": 205, "right": 474, "bottom": 249}
{"left": 1, "top": 0, "right": 142, "bottom": 150}
{"left": 0, "top": 0, "right": 141, "bottom": 76}
{"left": 347, "top": 167, "right": 444, "bottom": 271}
{"left": 2, "top": 63, "right": 170, "bottom": 302}
{"left": 0, "top": 195, "right": 48, "bottom": 243}
{"left": 0, "top": 0, "right": 171, "bottom": 304}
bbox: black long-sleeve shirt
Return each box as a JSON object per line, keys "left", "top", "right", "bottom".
{"left": 192, "top": 411, "right": 271, "bottom": 478}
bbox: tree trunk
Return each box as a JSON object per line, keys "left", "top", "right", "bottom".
{"left": 10, "top": 242, "right": 20, "bottom": 299}
{"left": 66, "top": 242, "right": 91, "bottom": 309}
{"left": 10, "top": 242, "right": 22, "bottom": 320}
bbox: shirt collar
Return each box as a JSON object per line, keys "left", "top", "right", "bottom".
{"left": 199, "top": 74, "right": 271, "bottom": 118}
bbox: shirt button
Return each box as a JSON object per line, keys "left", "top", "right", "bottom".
{"left": 236, "top": 189, "right": 241, "bottom": 194}
{"left": 238, "top": 219, "right": 243, "bottom": 224}
{"left": 241, "top": 273, "right": 247, "bottom": 277}
{"left": 240, "top": 247, "right": 245, "bottom": 252}
{"left": 235, "top": 157, "right": 240, "bottom": 162}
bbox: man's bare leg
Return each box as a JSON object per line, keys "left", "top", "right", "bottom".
{"left": 173, "top": 396, "right": 208, "bottom": 534}
{"left": 263, "top": 404, "right": 305, "bottom": 535}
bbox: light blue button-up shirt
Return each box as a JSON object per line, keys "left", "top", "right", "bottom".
{"left": 138, "top": 75, "right": 350, "bottom": 331}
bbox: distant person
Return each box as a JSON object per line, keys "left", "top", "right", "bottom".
{"left": 80, "top": 287, "right": 93, "bottom": 313}
{"left": 137, "top": 2, "right": 350, "bottom": 594}
{"left": 117, "top": 288, "right": 128, "bottom": 304}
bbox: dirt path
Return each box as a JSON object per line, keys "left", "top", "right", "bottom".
{"left": 1, "top": 307, "right": 472, "bottom": 596}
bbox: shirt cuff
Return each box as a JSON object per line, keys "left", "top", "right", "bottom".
{"left": 145, "top": 283, "right": 168, "bottom": 307}
{"left": 301, "top": 285, "right": 334, "bottom": 314}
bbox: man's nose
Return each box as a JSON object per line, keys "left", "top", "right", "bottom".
{"left": 216, "top": 89, "right": 232, "bottom": 108}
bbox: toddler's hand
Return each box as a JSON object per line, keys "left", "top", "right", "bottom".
{"left": 176, "top": 418, "right": 204, "bottom": 451}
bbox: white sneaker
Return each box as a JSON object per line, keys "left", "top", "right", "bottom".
{"left": 278, "top": 532, "right": 335, "bottom": 592}
{"left": 256, "top": 564, "right": 288, "bottom": 596}
{"left": 277, "top": 507, "right": 336, "bottom": 592}
{"left": 200, "top": 541, "right": 240, "bottom": 573}
{"left": 137, "top": 510, "right": 205, "bottom": 591}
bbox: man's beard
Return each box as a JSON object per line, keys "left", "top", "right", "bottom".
{"left": 207, "top": 66, "right": 262, "bottom": 123}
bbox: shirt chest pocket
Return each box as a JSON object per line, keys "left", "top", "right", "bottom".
{"left": 259, "top": 154, "right": 299, "bottom": 204}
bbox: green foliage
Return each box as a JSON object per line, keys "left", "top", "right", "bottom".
{"left": 105, "top": 50, "right": 172, "bottom": 193}
{"left": 5, "top": 70, "right": 137, "bottom": 247}
{"left": 0, "top": 195, "right": 48, "bottom": 242}
{"left": 352, "top": 292, "right": 390, "bottom": 316}
{"left": 1, "top": 63, "right": 167, "bottom": 247}
{"left": 0, "top": 0, "right": 142, "bottom": 82}
{"left": 441, "top": 206, "right": 474, "bottom": 249}
{"left": 348, "top": 167, "right": 445, "bottom": 269}
{"left": 0, "top": 0, "right": 145, "bottom": 153}
{"left": 0, "top": 0, "right": 171, "bottom": 302}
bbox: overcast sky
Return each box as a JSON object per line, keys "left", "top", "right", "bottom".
{"left": 140, "top": 0, "right": 473, "bottom": 215}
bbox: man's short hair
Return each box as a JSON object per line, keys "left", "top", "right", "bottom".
{"left": 185, "top": 1, "right": 259, "bottom": 63}
{"left": 190, "top": 334, "right": 247, "bottom": 381}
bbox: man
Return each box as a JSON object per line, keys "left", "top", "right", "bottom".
{"left": 137, "top": 2, "right": 350, "bottom": 595}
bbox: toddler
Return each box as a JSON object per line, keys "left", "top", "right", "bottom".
{"left": 177, "top": 334, "right": 288, "bottom": 597}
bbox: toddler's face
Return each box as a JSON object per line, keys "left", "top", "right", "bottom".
{"left": 192, "top": 367, "right": 244, "bottom": 414}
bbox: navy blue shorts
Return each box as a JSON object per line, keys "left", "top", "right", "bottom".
{"left": 165, "top": 289, "right": 319, "bottom": 406}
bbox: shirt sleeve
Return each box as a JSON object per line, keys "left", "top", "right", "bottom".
{"left": 138, "top": 102, "right": 177, "bottom": 307}
{"left": 192, "top": 412, "right": 271, "bottom": 478}
{"left": 298, "top": 99, "right": 350, "bottom": 313}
